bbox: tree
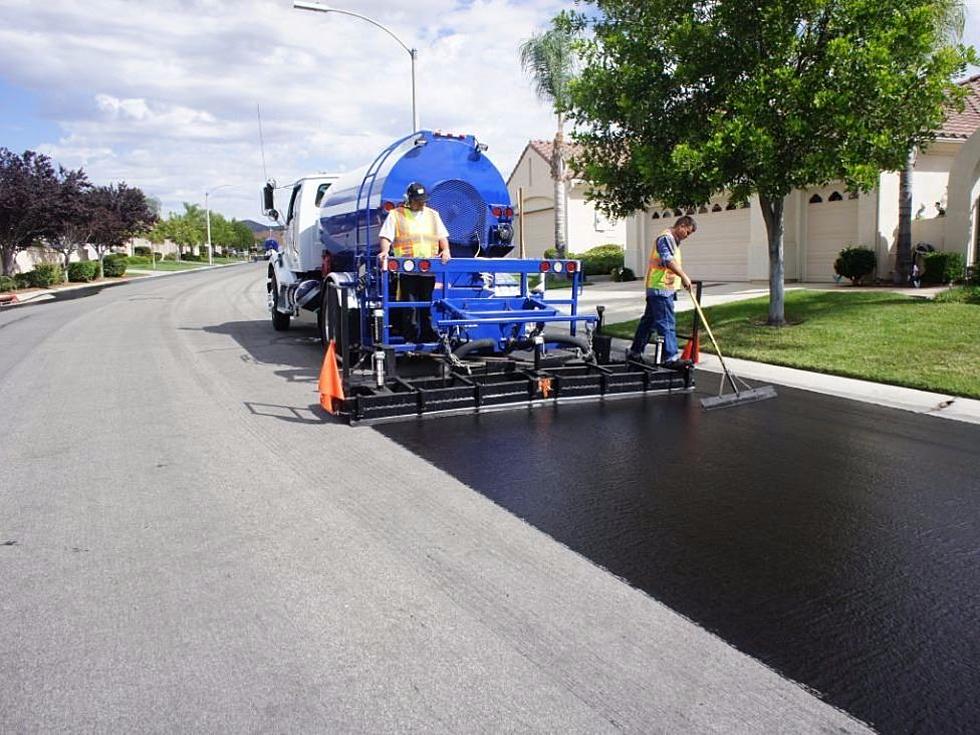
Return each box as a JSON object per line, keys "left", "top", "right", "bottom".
{"left": 87, "top": 183, "right": 156, "bottom": 278}
{"left": 520, "top": 26, "right": 576, "bottom": 258}
{"left": 562, "top": 1, "right": 975, "bottom": 324}
{"left": 48, "top": 166, "right": 93, "bottom": 282}
{"left": 895, "top": 0, "right": 967, "bottom": 284}
{"left": 147, "top": 203, "right": 205, "bottom": 260}
{"left": 0, "top": 149, "right": 60, "bottom": 276}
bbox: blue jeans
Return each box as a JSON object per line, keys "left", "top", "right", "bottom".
{"left": 630, "top": 291, "right": 676, "bottom": 362}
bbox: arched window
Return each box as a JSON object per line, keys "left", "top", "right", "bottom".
{"left": 662, "top": 211, "right": 672, "bottom": 218}
{"left": 829, "top": 191, "right": 843, "bottom": 201}
{"left": 673, "top": 209, "right": 682, "bottom": 217}
{"left": 698, "top": 205, "right": 708, "bottom": 213}
{"left": 809, "top": 193, "right": 823, "bottom": 203}
{"left": 651, "top": 212, "right": 660, "bottom": 219}
{"left": 711, "top": 203, "right": 722, "bottom": 212}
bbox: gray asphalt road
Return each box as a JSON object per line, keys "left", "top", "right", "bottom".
{"left": 0, "top": 265, "right": 869, "bottom": 733}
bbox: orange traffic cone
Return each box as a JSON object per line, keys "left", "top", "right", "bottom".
{"left": 318, "top": 340, "right": 346, "bottom": 415}
{"left": 681, "top": 335, "right": 701, "bottom": 364}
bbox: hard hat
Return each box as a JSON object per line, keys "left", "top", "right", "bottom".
{"left": 263, "top": 238, "right": 278, "bottom": 251}
{"left": 405, "top": 182, "right": 428, "bottom": 202}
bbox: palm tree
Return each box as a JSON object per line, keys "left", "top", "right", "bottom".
{"left": 896, "top": 0, "right": 966, "bottom": 284}
{"left": 520, "top": 27, "right": 575, "bottom": 258}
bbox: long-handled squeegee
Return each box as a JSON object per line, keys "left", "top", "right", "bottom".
{"left": 688, "top": 291, "right": 778, "bottom": 410}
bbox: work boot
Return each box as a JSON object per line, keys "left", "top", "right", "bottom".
{"left": 662, "top": 358, "right": 694, "bottom": 370}
{"left": 625, "top": 350, "right": 647, "bottom": 363}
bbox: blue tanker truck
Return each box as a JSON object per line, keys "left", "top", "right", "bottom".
{"left": 262, "top": 130, "right": 693, "bottom": 423}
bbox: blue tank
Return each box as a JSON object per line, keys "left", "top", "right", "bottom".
{"left": 318, "top": 131, "right": 515, "bottom": 272}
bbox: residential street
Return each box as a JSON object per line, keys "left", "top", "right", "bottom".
{"left": 1, "top": 264, "right": 974, "bottom": 733}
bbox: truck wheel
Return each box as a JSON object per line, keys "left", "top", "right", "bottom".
{"left": 270, "top": 273, "right": 290, "bottom": 331}
{"left": 319, "top": 283, "right": 339, "bottom": 349}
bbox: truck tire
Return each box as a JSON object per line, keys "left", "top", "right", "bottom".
{"left": 270, "top": 273, "right": 290, "bottom": 331}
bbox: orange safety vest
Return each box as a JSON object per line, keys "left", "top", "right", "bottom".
{"left": 645, "top": 229, "right": 683, "bottom": 291}
{"left": 391, "top": 205, "right": 440, "bottom": 258}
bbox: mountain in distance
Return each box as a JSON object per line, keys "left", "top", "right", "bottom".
{"left": 241, "top": 219, "right": 283, "bottom": 234}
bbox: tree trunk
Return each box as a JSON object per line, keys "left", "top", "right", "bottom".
{"left": 1, "top": 246, "right": 15, "bottom": 277}
{"left": 894, "top": 148, "right": 915, "bottom": 285}
{"left": 97, "top": 250, "right": 105, "bottom": 280}
{"left": 758, "top": 194, "right": 787, "bottom": 326}
{"left": 552, "top": 117, "right": 567, "bottom": 258}
{"left": 62, "top": 251, "right": 72, "bottom": 283}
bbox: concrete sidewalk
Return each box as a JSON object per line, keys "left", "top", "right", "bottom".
{"left": 577, "top": 279, "right": 979, "bottom": 425}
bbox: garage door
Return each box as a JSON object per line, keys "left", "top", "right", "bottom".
{"left": 805, "top": 195, "right": 859, "bottom": 281}
{"left": 665, "top": 207, "right": 750, "bottom": 281}
{"left": 516, "top": 207, "right": 555, "bottom": 258}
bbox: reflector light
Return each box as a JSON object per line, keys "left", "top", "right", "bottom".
{"left": 539, "top": 261, "right": 551, "bottom": 272}
{"left": 403, "top": 259, "right": 416, "bottom": 272}
{"left": 566, "top": 261, "right": 577, "bottom": 273}
{"left": 386, "top": 259, "right": 399, "bottom": 271}
{"left": 492, "top": 206, "right": 503, "bottom": 217}
{"left": 383, "top": 201, "right": 395, "bottom": 212}
{"left": 553, "top": 261, "right": 564, "bottom": 273}
{"left": 505, "top": 207, "right": 513, "bottom": 217}
{"left": 419, "top": 259, "right": 431, "bottom": 272}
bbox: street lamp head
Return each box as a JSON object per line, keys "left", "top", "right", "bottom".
{"left": 294, "top": 1, "right": 333, "bottom": 12}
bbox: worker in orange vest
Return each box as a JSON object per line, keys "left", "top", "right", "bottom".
{"left": 627, "top": 215, "right": 697, "bottom": 368}
{"left": 378, "top": 182, "right": 451, "bottom": 342}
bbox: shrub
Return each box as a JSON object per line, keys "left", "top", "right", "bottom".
{"left": 581, "top": 244, "right": 625, "bottom": 275}
{"left": 543, "top": 244, "right": 625, "bottom": 276}
{"left": 28, "top": 263, "right": 64, "bottom": 288}
{"left": 153, "top": 252, "right": 163, "bottom": 261}
{"left": 162, "top": 253, "right": 177, "bottom": 261}
{"left": 183, "top": 252, "right": 200, "bottom": 262}
{"left": 611, "top": 266, "right": 636, "bottom": 282}
{"left": 133, "top": 245, "right": 151, "bottom": 257}
{"left": 68, "top": 261, "right": 98, "bottom": 282}
{"left": 0, "top": 275, "right": 15, "bottom": 292}
{"left": 102, "top": 253, "right": 128, "bottom": 277}
{"left": 126, "top": 255, "right": 152, "bottom": 267}
{"left": 14, "top": 273, "right": 32, "bottom": 289}
{"left": 921, "top": 251, "right": 965, "bottom": 284}
{"left": 833, "top": 246, "right": 876, "bottom": 285}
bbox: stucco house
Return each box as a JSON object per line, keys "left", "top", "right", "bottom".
{"left": 506, "top": 140, "right": 626, "bottom": 258}
{"left": 626, "top": 74, "right": 980, "bottom": 282}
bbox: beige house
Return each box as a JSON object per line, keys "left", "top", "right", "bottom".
{"left": 623, "top": 75, "right": 980, "bottom": 282}
{"left": 507, "top": 140, "right": 626, "bottom": 258}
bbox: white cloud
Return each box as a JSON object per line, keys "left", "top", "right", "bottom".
{"left": 0, "top": 0, "right": 565, "bottom": 221}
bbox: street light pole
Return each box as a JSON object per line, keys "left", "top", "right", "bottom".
{"left": 293, "top": 1, "right": 419, "bottom": 132}
{"left": 205, "top": 184, "right": 233, "bottom": 266}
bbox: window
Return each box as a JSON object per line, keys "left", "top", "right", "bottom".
{"left": 829, "top": 191, "right": 843, "bottom": 201}
{"left": 808, "top": 193, "right": 823, "bottom": 204}
{"left": 698, "top": 205, "right": 708, "bottom": 213}
{"left": 711, "top": 203, "right": 722, "bottom": 212}
{"left": 652, "top": 212, "right": 660, "bottom": 219}
{"left": 285, "top": 184, "right": 301, "bottom": 224}
{"left": 315, "top": 183, "right": 332, "bottom": 207}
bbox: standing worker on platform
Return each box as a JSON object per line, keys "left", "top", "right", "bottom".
{"left": 627, "top": 215, "right": 697, "bottom": 368}
{"left": 378, "top": 182, "right": 452, "bottom": 342}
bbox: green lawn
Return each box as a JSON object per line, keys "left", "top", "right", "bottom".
{"left": 605, "top": 290, "right": 980, "bottom": 399}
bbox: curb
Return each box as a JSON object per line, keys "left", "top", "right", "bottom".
{"left": 608, "top": 335, "right": 980, "bottom": 426}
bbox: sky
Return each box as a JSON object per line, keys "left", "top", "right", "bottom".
{"left": 1, "top": 0, "right": 978, "bottom": 223}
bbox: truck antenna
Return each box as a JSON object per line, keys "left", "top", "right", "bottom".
{"left": 256, "top": 103, "right": 269, "bottom": 183}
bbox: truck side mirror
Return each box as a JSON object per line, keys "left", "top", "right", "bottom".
{"left": 262, "top": 183, "right": 278, "bottom": 221}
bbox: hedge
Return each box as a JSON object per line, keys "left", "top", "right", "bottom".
{"left": 0, "top": 275, "right": 15, "bottom": 292}
{"left": 921, "top": 251, "right": 965, "bottom": 284}
{"left": 102, "top": 253, "right": 128, "bottom": 278}
{"left": 544, "top": 243, "right": 625, "bottom": 276}
{"left": 68, "top": 261, "right": 99, "bottom": 282}
{"left": 28, "top": 264, "right": 64, "bottom": 288}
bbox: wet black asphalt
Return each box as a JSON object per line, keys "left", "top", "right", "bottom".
{"left": 380, "top": 373, "right": 980, "bottom": 734}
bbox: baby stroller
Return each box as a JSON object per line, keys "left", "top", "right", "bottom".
{"left": 910, "top": 242, "right": 935, "bottom": 288}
